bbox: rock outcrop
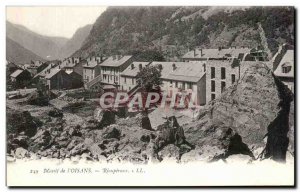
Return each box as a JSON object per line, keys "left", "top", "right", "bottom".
{"left": 184, "top": 61, "right": 293, "bottom": 162}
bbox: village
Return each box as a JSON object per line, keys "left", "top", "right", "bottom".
{"left": 6, "top": 42, "right": 295, "bottom": 167}
{"left": 7, "top": 44, "right": 294, "bottom": 107}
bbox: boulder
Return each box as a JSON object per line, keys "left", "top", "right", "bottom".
{"left": 15, "top": 147, "right": 30, "bottom": 159}
{"left": 28, "top": 129, "right": 52, "bottom": 152}
{"left": 7, "top": 108, "right": 39, "bottom": 137}
{"left": 48, "top": 108, "right": 63, "bottom": 118}
{"left": 102, "top": 126, "right": 121, "bottom": 140}
{"left": 184, "top": 62, "right": 293, "bottom": 162}
{"left": 94, "top": 108, "right": 116, "bottom": 128}
{"left": 158, "top": 144, "right": 180, "bottom": 162}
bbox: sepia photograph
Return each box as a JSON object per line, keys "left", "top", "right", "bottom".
{"left": 5, "top": 5, "right": 295, "bottom": 187}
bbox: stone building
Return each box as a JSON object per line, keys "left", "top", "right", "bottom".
{"left": 151, "top": 61, "right": 206, "bottom": 106}
{"left": 99, "top": 55, "right": 134, "bottom": 90}
{"left": 120, "top": 62, "right": 150, "bottom": 92}
{"left": 205, "top": 60, "right": 240, "bottom": 103}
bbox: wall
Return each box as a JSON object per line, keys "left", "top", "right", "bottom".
{"left": 206, "top": 60, "right": 239, "bottom": 104}
{"left": 120, "top": 76, "right": 137, "bottom": 92}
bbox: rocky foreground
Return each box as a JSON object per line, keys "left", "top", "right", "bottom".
{"left": 7, "top": 62, "right": 294, "bottom": 164}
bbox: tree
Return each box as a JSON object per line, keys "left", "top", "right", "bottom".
{"left": 136, "top": 65, "right": 162, "bottom": 92}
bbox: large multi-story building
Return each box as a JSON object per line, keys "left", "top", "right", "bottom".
{"left": 120, "top": 62, "right": 150, "bottom": 92}
{"left": 82, "top": 57, "right": 103, "bottom": 83}
{"left": 181, "top": 47, "right": 251, "bottom": 62}
{"left": 205, "top": 59, "right": 241, "bottom": 103}
{"left": 100, "top": 55, "right": 134, "bottom": 90}
{"left": 151, "top": 61, "right": 206, "bottom": 106}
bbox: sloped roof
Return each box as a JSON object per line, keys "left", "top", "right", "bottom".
{"left": 10, "top": 69, "right": 24, "bottom": 78}
{"left": 100, "top": 55, "right": 132, "bottom": 67}
{"left": 182, "top": 48, "right": 251, "bottom": 59}
{"left": 121, "top": 62, "right": 150, "bottom": 77}
{"left": 274, "top": 50, "right": 294, "bottom": 78}
{"left": 151, "top": 61, "right": 206, "bottom": 83}
{"left": 45, "top": 69, "right": 63, "bottom": 79}
{"left": 83, "top": 59, "right": 99, "bottom": 68}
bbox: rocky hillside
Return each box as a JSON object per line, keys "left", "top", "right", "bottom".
{"left": 59, "top": 24, "right": 93, "bottom": 58}
{"left": 72, "top": 6, "right": 294, "bottom": 59}
{"left": 6, "top": 37, "right": 46, "bottom": 64}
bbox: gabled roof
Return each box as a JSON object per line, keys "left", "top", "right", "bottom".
{"left": 10, "top": 69, "right": 24, "bottom": 78}
{"left": 100, "top": 55, "right": 132, "bottom": 67}
{"left": 182, "top": 47, "right": 251, "bottom": 59}
{"left": 151, "top": 61, "right": 206, "bottom": 83}
{"left": 83, "top": 59, "right": 99, "bottom": 68}
{"left": 45, "top": 69, "right": 63, "bottom": 79}
{"left": 121, "top": 62, "right": 150, "bottom": 77}
{"left": 274, "top": 50, "right": 294, "bottom": 78}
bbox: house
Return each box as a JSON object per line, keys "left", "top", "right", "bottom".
{"left": 83, "top": 57, "right": 103, "bottom": 84}
{"left": 273, "top": 49, "right": 294, "bottom": 92}
{"left": 182, "top": 47, "right": 251, "bottom": 62}
{"left": 61, "top": 57, "right": 81, "bottom": 74}
{"left": 69, "top": 71, "right": 84, "bottom": 89}
{"left": 45, "top": 69, "right": 73, "bottom": 90}
{"left": 205, "top": 59, "right": 250, "bottom": 103}
{"left": 100, "top": 55, "right": 134, "bottom": 90}
{"left": 37, "top": 62, "right": 49, "bottom": 73}
{"left": 120, "top": 62, "right": 150, "bottom": 92}
{"left": 10, "top": 69, "right": 32, "bottom": 88}
{"left": 151, "top": 61, "right": 206, "bottom": 106}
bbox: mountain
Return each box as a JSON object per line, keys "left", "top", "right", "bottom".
{"left": 6, "top": 37, "right": 45, "bottom": 64}
{"left": 6, "top": 21, "right": 92, "bottom": 61}
{"left": 72, "top": 6, "right": 294, "bottom": 60}
{"left": 59, "top": 24, "right": 92, "bottom": 58}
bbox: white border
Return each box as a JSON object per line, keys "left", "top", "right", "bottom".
{"left": 1, "top": 0, "right": 299, "bottom": 191}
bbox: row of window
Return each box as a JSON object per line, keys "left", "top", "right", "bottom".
{"left": 169, "top": 81, "right": 193, "bottom": 90}
{"left": 211, "top": 67, "right": 226, "bottom": 79}
{"left": 123, "top": 77, "right": 135, "bottom": 85}
{"left": 103, "top": 74, "right": 119, "bottom": 82}
{"left": 211, "top": 74, "right": 236, "bottom": 97}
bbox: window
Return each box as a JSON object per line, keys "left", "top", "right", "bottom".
{"left": 221, "top": 67, "right": 226, "bottom": 79}
{"left": 182, "top": 82, "right": 185, "bottom": 89}
{"left": 211, "top": 80, "right": 215, "bottom": 92}
{"left": 132, "top": 78, "right": 134, "bottom": 85}
{"left": 188, "top": 82, "right": 192, "bottom": 89}
{"left": 170, "top": 80, "right": 173, "bottom": 85}
{"left": 211, "top": 67, "right": 215, "bottom": 79}
{"left": 231, "top": 74, "right": 236, "bottom": 84}
{"left": 211, "top": 94, "right": 215, "bottom": 100}
{"left": 282, "top": 65, "right": 292, "bottom": 73}
{"left": 175, "top": 81, "right": 178, "bottom": 88}
{"left": 221, "top": 81, "right": 226, "bottom": 93}
{"left": 124, "top": 77, "right": 126, "bottom": 83}
{"left": 110, "top": 76, "right": 113, "bottom": 80}
{"left": 116, "top": 76, "right": 118, "bottom": 82}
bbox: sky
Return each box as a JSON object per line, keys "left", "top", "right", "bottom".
{"left": 6, "top": 6, "right": 107, "bottom": 38}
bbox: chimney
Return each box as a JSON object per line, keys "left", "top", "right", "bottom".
{"left": 117, "top": 55, "right": 122, "bottom": 60}
{"left": 158, "top": 64, "right": 163, "bottom": 71}
{"left": 131, "top": 63, "right": 135, "bottom": 69}
{"left": 59, "top": 65, "right": 60, "bottom": 69}
{"left": 218, "top": 47, "right": 222, "bottom": 51}
{"left": 200, "top": 48, "right": 203, "bottom": 56}
{"left": 172, "top": 63, "right": 176, "bottom": 71}
{"left": 193, "top": 49, "right": 196, "bottom": 57}
{"left": 139, "top": 64, "right": 142, "bottom": 71}
{"left": 100, "top": 55, "right": 104, "bottom": 62}
{"left": 113, "top": 55, "right": 116, "bottom": 60}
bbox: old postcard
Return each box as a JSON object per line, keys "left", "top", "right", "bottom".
{"left": 6, "top": 6, "right": 295, "bottom": 187}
